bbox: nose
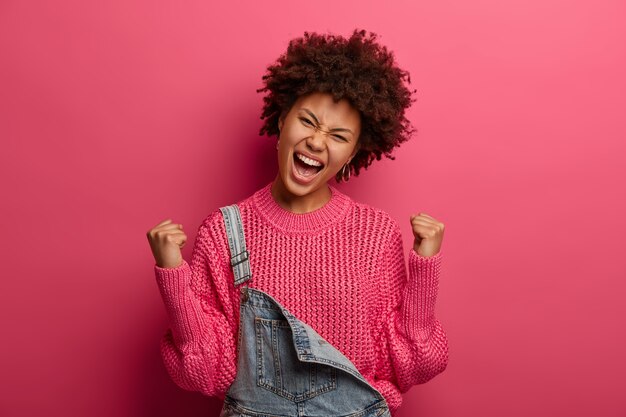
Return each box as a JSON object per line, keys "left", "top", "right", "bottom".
{"left": 306, "top": 126, "right": 328, "bottom": 151}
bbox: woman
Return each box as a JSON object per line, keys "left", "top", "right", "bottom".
{"left": 147, "top": 29, "right": 448, "bottom": 416}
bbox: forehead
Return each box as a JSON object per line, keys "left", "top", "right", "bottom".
{"left": 293, "top": 92, "right": 360, "bottom": 125}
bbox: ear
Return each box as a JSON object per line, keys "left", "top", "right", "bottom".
{"left": 278, "top": 111, "right": 287, "bottom": 132}
{"left": 349, "top": 142, "right": 361, "bottom": 160}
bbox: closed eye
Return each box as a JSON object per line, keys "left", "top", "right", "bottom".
{"left": 300, "top": 118, "right": 347, "bottom": 141}
{"left": 300, "top": 117, "right": 315, "bottom": 127}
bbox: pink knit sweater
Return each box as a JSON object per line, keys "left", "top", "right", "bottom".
{"left": 154, "top": 181, "right": 448, "bottom": 414}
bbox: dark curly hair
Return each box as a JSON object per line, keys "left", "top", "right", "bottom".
{"left": 257, "top": 28, "right": 417, "bottom": 182}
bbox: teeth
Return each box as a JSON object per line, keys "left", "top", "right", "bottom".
{"left": 296, "top": 152, "right": 322, "bottom": 167}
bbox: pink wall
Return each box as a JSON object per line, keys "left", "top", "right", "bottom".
{"left": 1, "top": 1, "right": 625, "bottom": 416}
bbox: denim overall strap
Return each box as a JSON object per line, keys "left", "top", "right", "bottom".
{"left": 219, "top": 204, "right": 252, "bottom": 286}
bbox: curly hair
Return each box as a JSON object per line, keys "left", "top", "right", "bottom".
{"left": 257, "top": 28, "right": 417, "bottom": 182}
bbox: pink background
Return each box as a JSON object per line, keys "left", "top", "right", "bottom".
{"left": 1, "top": 0, "right": 625, "bottom": 416}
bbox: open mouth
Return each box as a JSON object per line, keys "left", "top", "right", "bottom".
{"left": 293, "top": 152, "right": 324, "bottom": 178}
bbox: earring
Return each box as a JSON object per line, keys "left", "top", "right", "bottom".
{"left": 276, "top": 140, "right": 279, "bottom": 150}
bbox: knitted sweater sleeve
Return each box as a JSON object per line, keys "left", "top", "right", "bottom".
{"left": 153, "top": 214, "right": 237, "bottom": 398}
{"left": 374, "top": 222, "right": 449, "bottom": 394}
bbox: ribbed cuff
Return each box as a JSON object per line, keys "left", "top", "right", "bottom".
{"left": 154, "top": 260, "right": 207, "bottom": 348}
{"left": 401, "top": 250, "right": 443, "bottom": 339}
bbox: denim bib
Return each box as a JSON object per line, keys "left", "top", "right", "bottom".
{"left": 218, "top": 204, "right": 390, "bottom": 417}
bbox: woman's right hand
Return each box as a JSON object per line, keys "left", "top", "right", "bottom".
{"left": 146, "top": 219, "right": 187, "bottom": 268}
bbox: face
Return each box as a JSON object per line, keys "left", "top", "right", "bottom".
{"left": 276, "top": 91, "right": 361, "bottom": 196}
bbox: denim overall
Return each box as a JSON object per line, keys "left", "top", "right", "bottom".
{"left": 218, "top": 204, "right": 391, "bottom": 417}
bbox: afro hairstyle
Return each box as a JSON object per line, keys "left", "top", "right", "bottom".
{"left": 257, "top": 28, "right": 417, "bottom": 182}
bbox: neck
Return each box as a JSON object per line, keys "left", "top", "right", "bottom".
{"left": 270, "top": 174, "right": 332, "bottom": 214}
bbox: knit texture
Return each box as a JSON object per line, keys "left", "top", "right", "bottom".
{"left": 154, "top": 181, "right": 448, "bottom": 415}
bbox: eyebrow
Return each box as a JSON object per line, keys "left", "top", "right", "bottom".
{"left": 300, "top": 108, "right": 354, "bottom": 136}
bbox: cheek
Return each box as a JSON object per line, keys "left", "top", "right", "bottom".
{"left": 326, "top": 145, "right": 352, "bottom": 167}
{"left": 291, "top": 124, "right": 311, "bottom": 139}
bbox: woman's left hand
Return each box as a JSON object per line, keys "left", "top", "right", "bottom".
{"left": 410, "top": 213, "right": 445, "bottom": 257}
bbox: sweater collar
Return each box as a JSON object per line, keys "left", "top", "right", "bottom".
{"left": 252, "top": 181, "right": 352, "bottom": 233}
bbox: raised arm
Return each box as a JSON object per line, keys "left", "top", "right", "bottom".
{"left": 154, "top": 212, "right": 238, "bottom": 398}
{"left": 374, "top": 224, "right": 449, "bottom": 394}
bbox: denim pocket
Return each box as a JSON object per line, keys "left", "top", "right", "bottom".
{"left": 255, "top": 317, "right": 337, "bottom": 401}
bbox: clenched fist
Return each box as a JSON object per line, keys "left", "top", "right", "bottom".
{"left": 146, "top": 219, "right": 187, "bottom": 268}
{"left": 410, "top": 213, "right": 445, "bottom": 257}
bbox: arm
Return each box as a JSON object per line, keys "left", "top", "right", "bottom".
{"left": 154, "top": 213, "right": 237, "bottom": 398}
{"left": 374, "top": 224, "right": 449, "bottom": 394}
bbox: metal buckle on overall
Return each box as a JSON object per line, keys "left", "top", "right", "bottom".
{"left": 240, "top": 285, "right": 249, "bottom": 302}
{"left": 230, "top": 249, "right": 249, "bottom": 267}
